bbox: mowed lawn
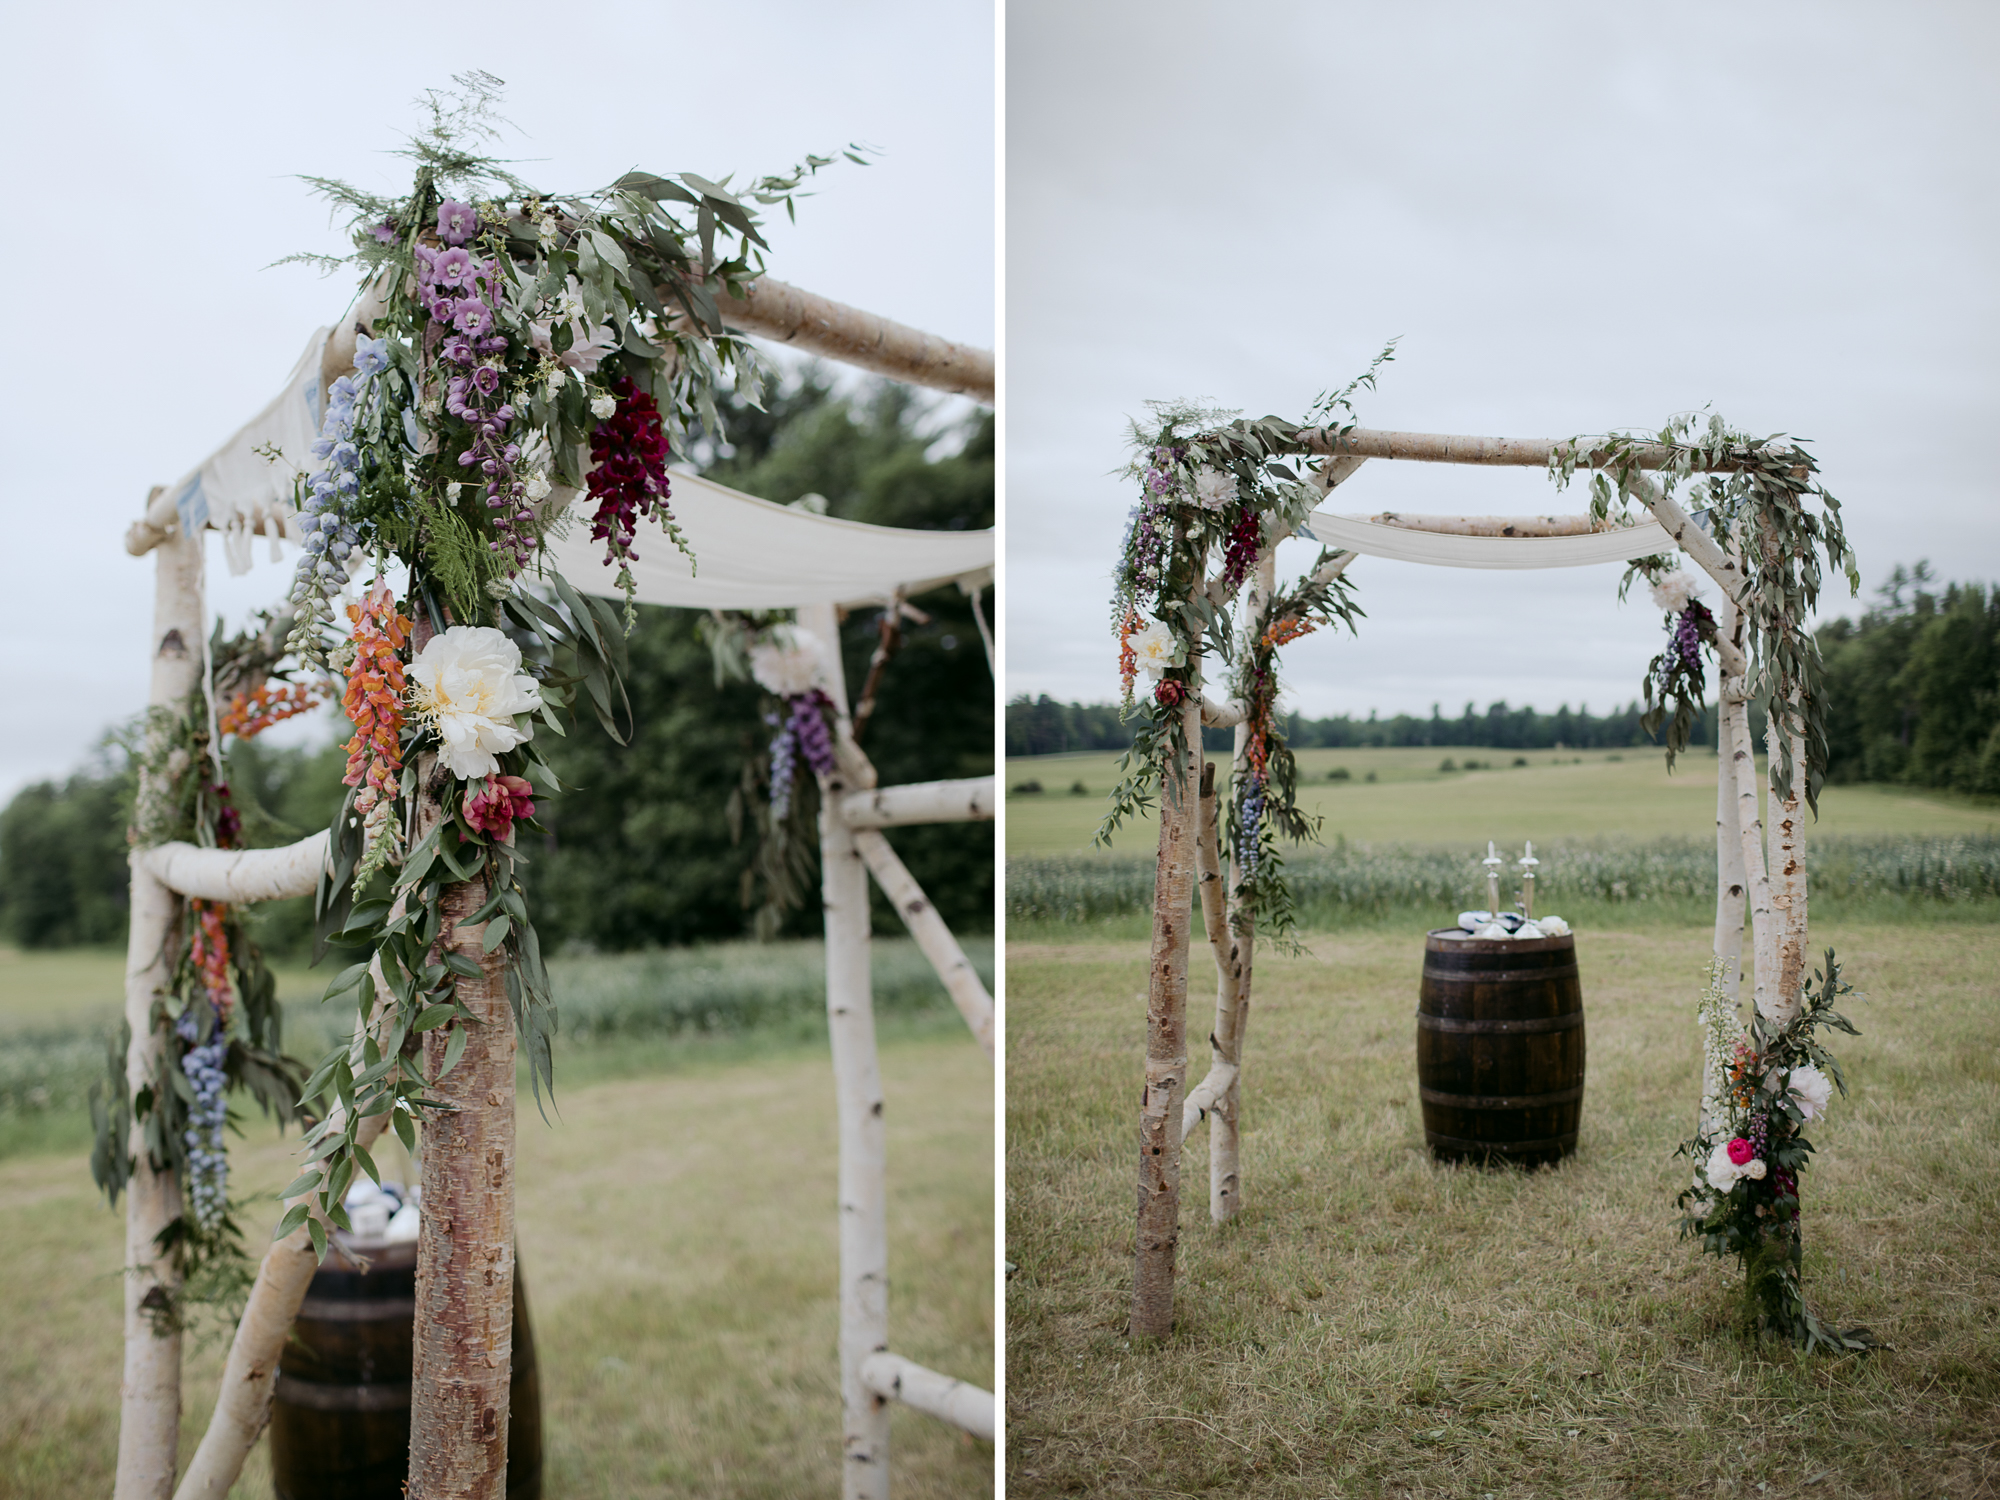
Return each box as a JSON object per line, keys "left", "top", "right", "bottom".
{"left": 1005, "top": 746, "right": 2000, "bottom": 857}
{"left": 1005, "top": 923, "right": 2000, "bottom": 1498}
{"left": 0, "top": 998, "right": 993, "bottom": 1497}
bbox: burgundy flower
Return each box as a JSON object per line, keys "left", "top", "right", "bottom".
{"left": 585, "top": 378, "right": 678, "bottom": 573}
{"left": 464, "top": 774, "right": 536, "bottom": 841}
{"left": 1154, "top": 678, "right": 1186, "bottom": 708}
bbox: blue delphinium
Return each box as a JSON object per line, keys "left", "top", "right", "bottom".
{"left": 288, "top": 340, "right": 389, "bottom": 659}
{"left": 175, "top": 1011, "right": 231, "bottom": 1232}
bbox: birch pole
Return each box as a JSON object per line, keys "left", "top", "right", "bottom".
{"left": 407, "top": 746, "right": 517, "bottom": 1500}
{"left": 1131, "top": 677, "right": 1203, "bottom": 1337}
{"left": 800, "top": 602, "right": 892, "bottom": 1500}
{"left": 115, "top": 528, "right": 204, "bottom": 1500}
{"left": 1207, "top": 549, "right": 1275, "bottom": 1223}
{"left": 1766, "top": 700, "right": 1810, "bottom": 1023}
{"left": 1704, "top": 590, "right": 1749, "bottom": 1136}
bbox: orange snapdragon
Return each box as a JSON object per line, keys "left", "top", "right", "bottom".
{"left": 188, "top": 899, "right": 234, "bottom": 1026}
{"left": 222, "top": 680, "right": 333, "bottom": 741}
{"left": 341, "top": 581, "right": 414, "bottom": 816}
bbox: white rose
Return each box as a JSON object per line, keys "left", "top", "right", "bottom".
{"left": 1127, "top": 620, "right": 1180, "bottom": 678}
{"left": 1649, "top": 571, "right": 1700, "bottom": 614}
{"left": 524, "top": 473, "right": 553, "bottom": 503}
{"left": 1704, "top": 1139, "right": 1745, "bottom": 1192}
{"left": 590, "top": 392, "right": 618, "bottom": 420}
{"left": 1786, "top": 1063, "right": 1834, "bottom": 1121}
{"left": 749, "top": 626, "right": 826, "bottom": 698}
{"left": 1194, "top": 467, "right": 1237, "bottom": 511}
{"left": 1741, "top": 1157, "right": 1768, "bottom": 1180}
{"left": 1537, "top": 915, "right": 1571, "bottom": 936}
{"left": 406, "top": 626, "right": 544, "bottom": 780}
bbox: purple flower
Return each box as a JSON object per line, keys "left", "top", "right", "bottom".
{"left": 371, "top": 220, "right": 399, "bottom": 245}
{"left": 437, "top": 200, "right": 478, "bottom": 245}
{"left": 472, "top": 364, "right": 501, "bottom": 395}
{"left": 352, "top": 336, "right": 390, "bottom": 377}
{"left": 433, "top": 247, "right": 473, "bottom": 287}
{"left": 446, "top": 376, "right": 472, "bottom": 416}
{"left": 452, "top": 299, "right": 493, "bottom": 336}
{"left": 441, "top": 335, "right": 474, "bottom": 365}
{"left": 413, "top": 245, "right": 439, "bottom": 282}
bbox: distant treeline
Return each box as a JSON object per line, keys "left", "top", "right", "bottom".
{"left": 1012, "top": 566, "right": 2000, "bottom": 795}
{"left": 1007, "top": 695, "right": 1744, "bottom": 758}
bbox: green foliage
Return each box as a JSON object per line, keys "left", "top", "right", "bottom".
{"left": 1007, "top": 834, "right": 2000, "bottom": 927}
{"left": 1819, "top": 564, "right": 2000, "bottom": 796}
{"left": 0, "top": 758, "right": 131, "bottom": 948}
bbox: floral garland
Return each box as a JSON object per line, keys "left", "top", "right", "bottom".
{"left": 1677, "top": 954, "right": 1875, "bottom": 1351}
{"left": 704, "top": 616, "right": 839, "bottom": 939}
{"left": 204, "top": 94, "right": 859, "bottom": 1257}
{"left": 1634, "top": 568, "right": 1718, "bottom": 770}
{"left": 95, "top": 613, "right": 314, "bottom": 1313}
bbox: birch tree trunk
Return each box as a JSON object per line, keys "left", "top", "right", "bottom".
{"left": 1705, "top": 592, "right": 1749, "bottom": 1136}
{"left": 407, "top": 752, "right": 517, "bottom": 1500}
{"left": 1765, "top": 703, "right": 1809, "bottom": 1024}
{"left": 800, "top": 603, "right": 892, "bottom": 1500}
{"left": 116, "top": 528, "right": 204, "bottom": 1500}
{"left": 1208, "top": 548, "right": 1273, "bottom": 1222}
{"left": 1131, "top": 687, "right": 1202, "bottom": 1338}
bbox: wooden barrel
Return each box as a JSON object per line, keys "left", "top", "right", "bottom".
{"left": 1416, "top": 929, "right": 1585, "bottom": 1167}
{"left": 269, "top": 1237, "right": 542, "bottom": 1500}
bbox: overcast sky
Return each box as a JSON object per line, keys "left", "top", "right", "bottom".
{"left": 1005, "top": 1, "right": 1998, "bottom": 728}
{"left": 0, "top": 1, "right": 992, "bottom": 803}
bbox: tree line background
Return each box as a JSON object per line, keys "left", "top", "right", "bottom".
{"left": 1010, "top": 562, "right": 2000, "bottom": 792}
{"left": 0, "top": 369, "right": 994, "bottom": 953}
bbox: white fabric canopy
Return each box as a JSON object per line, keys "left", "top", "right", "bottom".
{"left": 156, "top": 327, "right": 994, "bottom": 609}
{"left": 545, "top": 473, "right": 994, "bottom": 610}
{"left": 1302, "top": 510, "right": 1674, "bottom": 569}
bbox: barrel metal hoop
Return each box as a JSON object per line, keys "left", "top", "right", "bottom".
{"left": 1416, "top": 1009, "right": 1585, "bottom": 1035}
{"left": 1420, "top": 1083, "right": 1585, "bottom": 1111}
{"left": 1426, "top": 1130, "right": 1579, "bottom": 1155}
{"left": 1422, "top": 962, "right": 1580, "bottom": 984}
{"left": 274, "top": 1372, "right": 412, "bottom": 1412}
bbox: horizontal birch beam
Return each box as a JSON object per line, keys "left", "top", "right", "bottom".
{"left": 1360, "top": 512, "right": 1607, "bottom": 538}
{"left": 1304, "top": 426, "right": 1800, "bottom": 474}
{"left": 710, "top": 277, "right": 994, "bottom": 407}
{"left": 851, "top": 829, "right": 994, "bottom": 1059}
{"left": 1200, "top": 697, "right": 1246, "bottom": 729}
{"left": 138, "top": 832, "right": 330, "bottom": 904}
{"left": 838, "top": 776, "right": 994, "bottom": 828}
{"left": 858, "top": 1353, "right": 995, "bottom": 1442}
{"left": 1180, "top": 1060, "right": 1238, "bottom": 1141}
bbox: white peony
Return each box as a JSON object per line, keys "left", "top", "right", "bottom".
{"left": 1538, "top": 915, "right": 1571, "bottom": 936}
{"left": 1127, "top": 620, "right": 1180, "bottom": 678}
{"left": 1786, "top": 1063, "right": 1834, "bottom": 1121}
{"left": 1704, "top": 1139, "right": 1746, "bottom": 1192}
{"left": 1649, "top": 571, "right": 1701, "bottom": 614}
{"left": 1741, "top": 1156, "right": 1768, "bottom": 1180}
{"left": 407, "top": 626, "right": 543, "bottom": 780}
{"left": 1194, "top": 467, "right": 1237, "bottom": 510}
{"left": 749, "top": 626, "right": 826, "bottom": 697}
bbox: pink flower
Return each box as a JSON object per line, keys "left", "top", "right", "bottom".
{"left": 1726, "top": 1137, "right": 1755, "bottom": 1166}
{"left": 464, "top": 774, "right": 536, "bottom": 841}
{"left": 437, "top": 200, "right": 478, "bottom": 245}
{"left": 453, "top": 299, "right": 493, "bottom": 336}
{"left": 434, "top": 247, "right": 473, "bottom": 286}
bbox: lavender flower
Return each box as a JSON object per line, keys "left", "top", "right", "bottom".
{"left": 437, "top": 200, "right": 478, "bottom": 245}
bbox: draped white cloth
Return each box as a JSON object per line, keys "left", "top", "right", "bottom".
{"left": 1302, "top": 510, "right": 1673, "bottom": 569}
{"left": 154, "top": 328, "right": 994, "bottom": 608}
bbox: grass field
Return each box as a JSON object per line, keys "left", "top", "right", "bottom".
{"left": 0, "top": 943, "right": 993, "bottom": 1499}
{"left": 1004, "top": 923, "right": 2000, "bottom": 1498}
{"left": 1005, "top": 746, "right": 2000, "bottom": 858}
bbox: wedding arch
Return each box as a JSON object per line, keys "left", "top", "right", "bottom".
{"left": 104, "top": 149, "right": 995, "bottom": 1500}
{"left": 1106, "top": 380, "right": 1866, "bottom": 1350}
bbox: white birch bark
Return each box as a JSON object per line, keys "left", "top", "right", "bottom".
{"left": 1131, "top": 686, "right": 1201, "bottom": 1337}
{"left": 837, "top": 776, "right": 993, "bottom": 828}
{"left": 801, "top": 603, "right": 891, "bottom": 1499}
{"left": 1184, "top": 763, "right": 1238, "bottom": 1142}
{"left": 115, "top": 529, "right": 204, "bottom": 1500}
{"left": 140, "top": 832, "right": 329, "bottom": 904}
{"left": 1704, "top": 592, "right": 1749, "bottom": 1137}
{"left": 858, "top": 1354, "right": 995, "bottom": 1441}
{"left": 407, "top": 753, "right": 516, "bottom": 1500}
{"left": 174, "top": 964, "right": 399, "bottom": 1500}
{"left": 851, "top": 828, "right": 993, "bottom": 1058}
{"left": 1766, "top": 704, "right": 1810, "bottom": 1024}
